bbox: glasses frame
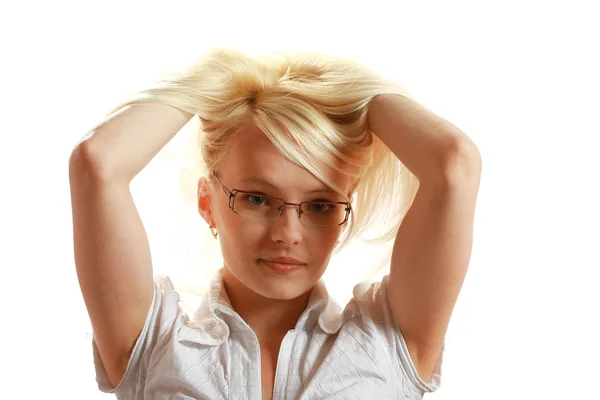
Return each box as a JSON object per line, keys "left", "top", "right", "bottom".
{"left": 212, "top": 173, "right": 352, "bottom": 227}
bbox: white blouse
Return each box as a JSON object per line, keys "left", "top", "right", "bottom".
{"left": 92, "top": 267, "right": 443, "bottom": 399}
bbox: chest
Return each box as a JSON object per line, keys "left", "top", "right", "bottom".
{"left": 260, "top": 343, "right": 282, "bottom": 400}
{"left": 153, "top": 326, "right": 394, "bottom": 399}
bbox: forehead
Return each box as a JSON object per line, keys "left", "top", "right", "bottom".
{"left": 218, "top": 125, "right": 351, "bottom": 195}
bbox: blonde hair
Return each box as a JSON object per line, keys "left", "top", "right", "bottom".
{"left": 105, "top": 48, "right": 419, "bottom": 254}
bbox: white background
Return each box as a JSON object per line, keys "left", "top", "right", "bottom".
{"left": 1, "top": 0, "right": 599, "bottom": 399}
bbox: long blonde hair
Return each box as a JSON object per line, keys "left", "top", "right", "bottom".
{"left": 104, "top": 48, "right": 419, "bottom": 255}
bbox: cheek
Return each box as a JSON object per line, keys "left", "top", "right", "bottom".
{"left": 219, "top": 215, "right": 265, "bottom": 250}
{"left": 305, "top": 229, "right": 341, "bottom": 254}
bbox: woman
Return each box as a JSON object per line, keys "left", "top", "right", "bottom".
{"left": 69, "top": 49, "right": 481, "bottom": 399}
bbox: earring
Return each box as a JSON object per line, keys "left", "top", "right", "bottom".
{"left": 209, "top": 224, "right": 218, "bottom": 239}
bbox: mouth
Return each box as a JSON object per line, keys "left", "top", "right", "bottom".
{"left": 263, "top": 256, "right": 305, "bottom": 265}
{"left": 259, "top": 258, "right": 305, "bottom": 273}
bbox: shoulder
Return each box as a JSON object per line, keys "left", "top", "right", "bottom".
{"left": 344, "top": 275, "right": 392, "bottom": 323}
{"left": 339, "top": 275, "right": 443, "bottom": 394}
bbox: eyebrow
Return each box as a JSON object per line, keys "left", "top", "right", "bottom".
{"left": 238, "top": 177, "right": 336, "bottom": 194}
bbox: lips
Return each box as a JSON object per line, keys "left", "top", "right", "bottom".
{"left": 262, "top": 256, "right": 305, "bottom": 265}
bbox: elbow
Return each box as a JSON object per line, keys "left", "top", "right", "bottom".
{"left": 69, "top": 138, "right": 111, "bottom": 182}
{"left": 439, "top": 135, "right": 482, "bottom": 185}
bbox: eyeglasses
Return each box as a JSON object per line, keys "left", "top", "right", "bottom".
{"left": 212, "top": 173, "right": 352, "bottom": 227}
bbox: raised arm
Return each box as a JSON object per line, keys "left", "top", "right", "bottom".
{"left": 367, "top": 94, "right": 482, "bottom": 383}
{"left": 69, "top": 103, "right": 193, "bottom": 388}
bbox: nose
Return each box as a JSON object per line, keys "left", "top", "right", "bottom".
{"left": 269, "top": 204, "right": 303, "bottom": 245}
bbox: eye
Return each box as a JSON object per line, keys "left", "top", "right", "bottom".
{"left": 306, "top": 203, "right": 334, "bottom": 213}
{"left": 246, "top": 194, "right": 268, "bottom": 206}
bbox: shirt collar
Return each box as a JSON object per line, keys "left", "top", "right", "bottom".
{"left": 177, "top": 267, "right": 343, "bottom": 345}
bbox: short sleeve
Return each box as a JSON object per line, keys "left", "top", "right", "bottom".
{"left": 349, "top": 274, "right": 443, "bottom": 394}
{"left": 91, "top": 275, "right": 182, "bottom": 396}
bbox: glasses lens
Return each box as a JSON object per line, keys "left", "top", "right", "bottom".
{"left": 301, "top": 203, "right": 348, "bottom": 226}
{"left": 233, "top": 193, "right": 283, "bottom": 219}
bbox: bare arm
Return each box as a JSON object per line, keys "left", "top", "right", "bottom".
{"left": 78, "top": 103, "right": 194, "bottom": 182}
{"left": 368, "top": 94, "right": 481, "bottom": 383}
{"left": 69, "top": 103, "right": 194, "bottom": 388}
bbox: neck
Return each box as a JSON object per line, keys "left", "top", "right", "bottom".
{"left": 221, "top": 268, "right": 312, "bottom": 344}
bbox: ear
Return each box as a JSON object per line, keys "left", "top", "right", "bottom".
{"left": 197, "top": 176, "right": 215, "bottom": 226}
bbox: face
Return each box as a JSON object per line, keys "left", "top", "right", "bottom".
{"left": 197, "top": 125, "right": 353, "bottom": 301}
